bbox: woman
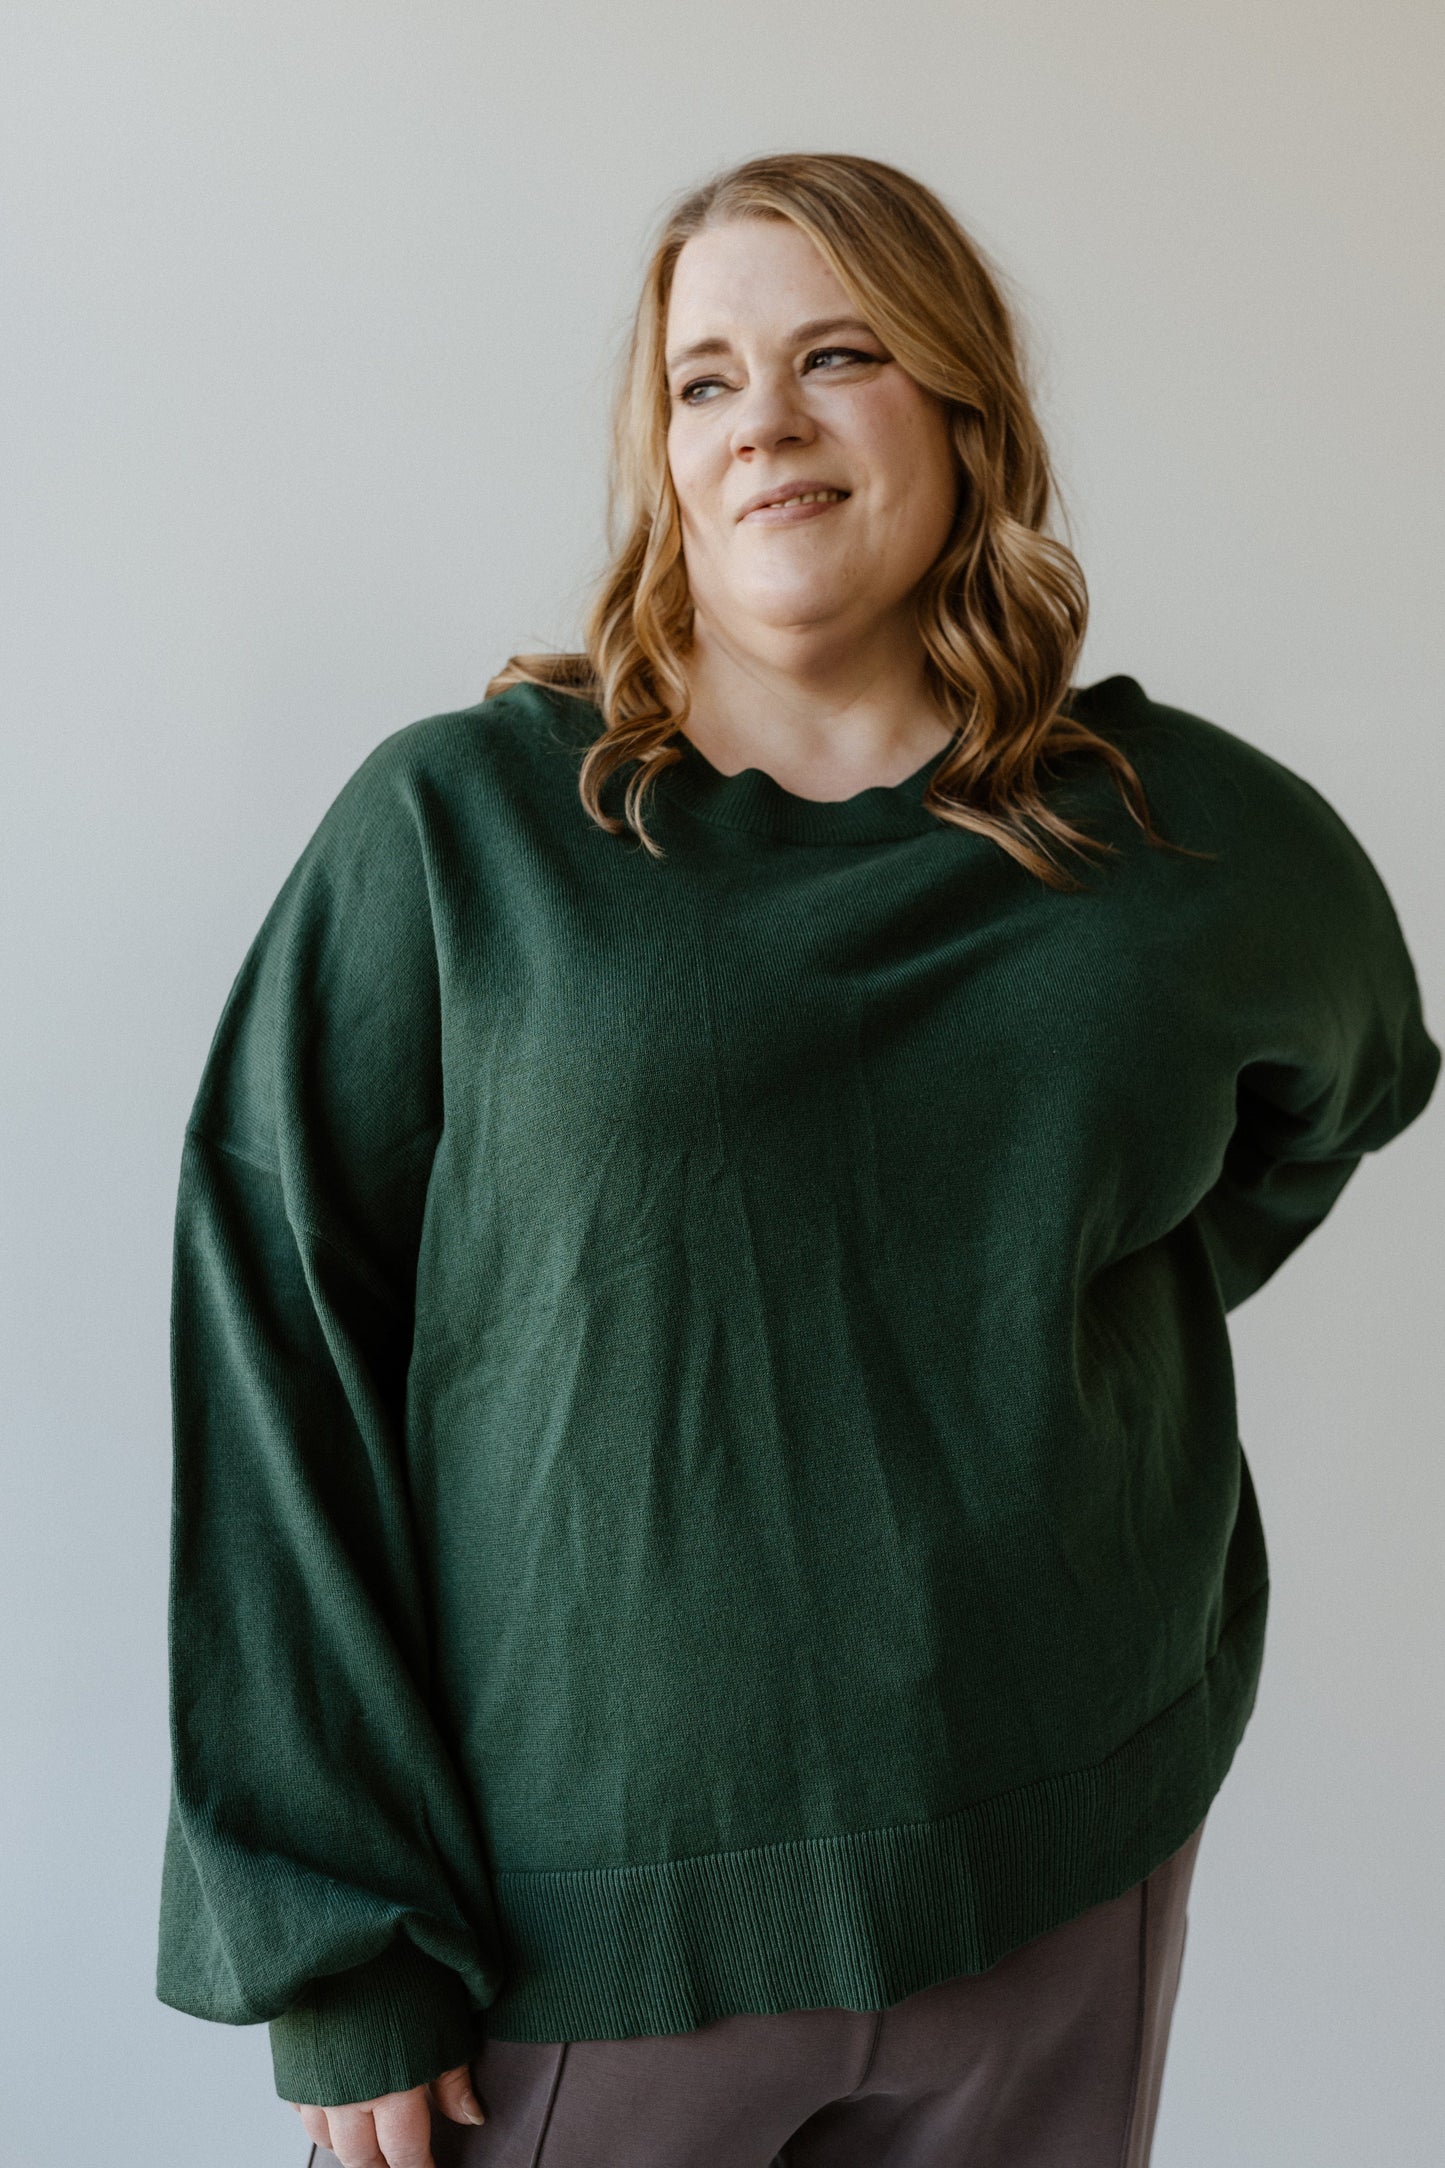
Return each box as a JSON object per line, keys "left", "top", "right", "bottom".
{"left": 157, "top": 155, "right": 1440, "bottom": 2168}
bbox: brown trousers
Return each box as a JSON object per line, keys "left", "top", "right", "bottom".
{"left": 310, "top": 1818, "right": 1205, "bottom": 2168}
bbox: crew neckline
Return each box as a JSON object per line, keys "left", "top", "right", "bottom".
{"left": 662, "top": 732, "right": 956, "bottom": 846}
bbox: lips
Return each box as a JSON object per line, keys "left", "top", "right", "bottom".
{"left": 737, "top": 481, "right": 852, "bottom": 521}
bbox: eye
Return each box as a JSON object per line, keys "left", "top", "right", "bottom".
{"left": 803, "top": 346, "right": 885, "bottom": 374}
{"left": 677, "top": 376, "right": 730, "bottom": 406}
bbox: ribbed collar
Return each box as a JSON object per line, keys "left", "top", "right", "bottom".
{"left": 661, "top": 732, "right": 954, "bottom": 846}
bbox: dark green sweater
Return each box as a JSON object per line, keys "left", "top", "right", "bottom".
{"left": 157, "top": 675, "right": 1439, "bottom": 2107}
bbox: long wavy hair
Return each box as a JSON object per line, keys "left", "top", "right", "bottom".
{"left": 489, "top": 152, "right": 1177, "bottom": 887}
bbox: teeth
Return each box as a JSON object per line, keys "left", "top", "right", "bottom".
{"left": 765, "top": 489, "right": 846, "bottom": 510}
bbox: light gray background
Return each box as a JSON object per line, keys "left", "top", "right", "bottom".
{"left": 3, "top": 5, "right": 1441, "bottom": 2164}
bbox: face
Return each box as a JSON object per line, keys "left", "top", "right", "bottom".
{"left": 663, "top": 217, "right": 959, "bottom": 651}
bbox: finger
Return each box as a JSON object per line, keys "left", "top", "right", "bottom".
{"left": 430, "top": 2062, "right": 487, "bottom": 2127}
{"left": 371, "top": 2091, "right": 437, "bottom": 2168}
{"left": 294, "top": 2104, "right": 334, "bottom": 2153}
{"left": 323, "top": 2105, "right": 385, "bottom": 2168}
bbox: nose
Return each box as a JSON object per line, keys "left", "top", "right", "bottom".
{"left": 727, "top": 369, "right": 817, "bottom": 460}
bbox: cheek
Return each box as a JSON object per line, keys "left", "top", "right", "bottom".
{"left": 900, "top": 409, "right": 959, "bottom": 533}
{"left": 893, "top": 440, "right": 958, "bottom": 573}
{"left": 666, "top": 427, "right": 723, "bottom": 539}
{"left": 915, "top": 451, "right": 960, "bottom": 555}
{"left": 854, "top": 392, "right": 957, "bottom": 545}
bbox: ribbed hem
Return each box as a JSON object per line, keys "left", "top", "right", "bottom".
{"left": 269, "top": 1938, "right": 478, "bottom": 2107}
{"left": 483, "top": 1583, "right": 1268, "bottom": 2042}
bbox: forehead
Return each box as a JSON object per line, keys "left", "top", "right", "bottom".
{"left": 665, "top": 218, "right": 858, "bottom": 342}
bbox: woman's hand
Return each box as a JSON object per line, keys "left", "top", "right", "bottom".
{"left": 292, "top": 2062, "right": 485, "bottom": 2167}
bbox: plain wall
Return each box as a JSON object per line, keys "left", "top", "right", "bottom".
{"left": 3, "top": 4, "right": 1441, "bottom": 2163}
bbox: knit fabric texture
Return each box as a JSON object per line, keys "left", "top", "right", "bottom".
{"left": 156, "top": 675, "right": 1441, "bottom": 2106}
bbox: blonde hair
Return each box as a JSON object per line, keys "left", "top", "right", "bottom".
{"left": 490, "top": 151, "right": 1177, "bottom": 887}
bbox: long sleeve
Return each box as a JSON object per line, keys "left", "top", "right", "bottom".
{"left": 1192, "top": 761, "right": 1440, "bottom": 1313}
{"left": 156, "top": 738, "right": 503, "bottom": 2106}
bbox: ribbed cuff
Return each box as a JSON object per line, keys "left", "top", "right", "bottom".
{"left": 269, "top": 1938, "right": 478, "bottom": 2108}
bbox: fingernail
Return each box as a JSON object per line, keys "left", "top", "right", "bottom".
{"left": 463, "top": 2092, "right": 486, "bottom": 2124}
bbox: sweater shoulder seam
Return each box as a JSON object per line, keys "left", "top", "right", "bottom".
{"left": 184, "top": 1123, "right": 439, "bottom": 1309}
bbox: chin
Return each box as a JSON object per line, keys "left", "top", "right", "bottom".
{"left": 735, "top": 582, "right": 858, "bottom": 633}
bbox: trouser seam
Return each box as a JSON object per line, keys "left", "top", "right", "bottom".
{"left": 530, "top": 2039, "right": 570, "bottom": 2168}
{"left": 1118, "top": 1869, "right": 1151, "bottom": 2168}
{"left": 849, "top": 2006, "right": 885, "bottom": 2095}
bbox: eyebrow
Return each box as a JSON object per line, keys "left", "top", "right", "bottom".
{"left": 664, "top": 316, "right": 881, "bottom": 373}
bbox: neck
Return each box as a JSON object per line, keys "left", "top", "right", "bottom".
{"left": 679, "top": 610, "right": 954, "bottom": 800}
